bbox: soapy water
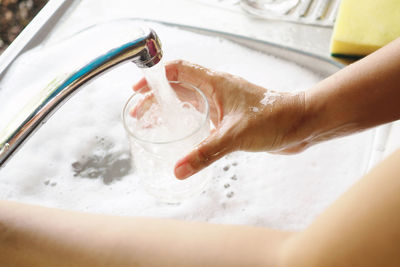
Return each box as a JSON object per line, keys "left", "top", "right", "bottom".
{"left": 260, "top": 91, "right": 281, "bottom": 106}
{"left": 71, "top": 136, "right": 131, "bottom": 184}
{"left": 0, "top": 21, "right": 374, "bottom": 230}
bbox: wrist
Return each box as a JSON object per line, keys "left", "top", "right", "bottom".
{"left": 279, "top": 91, "right": 311, "bottom": 148}
{"left": 276, "top": 89, "right": 323, "bottom": 153}
{"left": 301, "top": 84, "right": 361, "bottom": 148}
{"left": 292, "top": 88, "right": 332, "bottom": 148}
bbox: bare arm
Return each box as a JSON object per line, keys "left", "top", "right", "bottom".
{"left": 288, "top": 37, "right": 400, "bottom": 151}
{"left": 0, "top": 201, "right": 291, "bottom": 267}
{"left": 1, "top": 150, "right": 400, "bottom": 267}
{"left": 275, "top": 38, "right": 400, "bottom": 266}
{"left": 281, "top": 148, "right": 400, "bottom": 267}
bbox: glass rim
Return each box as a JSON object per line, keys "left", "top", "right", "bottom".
{"left": 122, "top": 80, "right": 210, "bottom": 144}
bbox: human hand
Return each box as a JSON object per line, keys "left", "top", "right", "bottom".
{"left": 133, "top": 60, "right": 306, "bottom": 179}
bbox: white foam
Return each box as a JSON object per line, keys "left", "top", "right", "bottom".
{"left": 260, "top": 91, "right": 281, "bottom": 106}
{"left": 250, "top": 107, "right": 260, "bottom": 112}
{"left": 0, "top": 22, "right": 374, "bottom": 230}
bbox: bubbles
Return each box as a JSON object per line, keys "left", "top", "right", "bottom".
{"left": 260, "top": 91, "right": 281, "bottom": 106}
{"left": 226, "top": 191, "right": 234, "bottom": 198}
{"left": 0, "top": 22, "right": 371, "bottom": 230}
{"left": 43, "top": 180, "right": 57, "bottom": 187}
{"left": 71, "top": 137, "right": 132, "bottom": 184}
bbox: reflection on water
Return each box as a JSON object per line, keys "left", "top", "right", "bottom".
{"left": 71, "top": 136, "right": 132, "bottom": 184}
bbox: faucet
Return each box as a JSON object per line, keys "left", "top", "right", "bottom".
{"left": 0, "top": 28, "right": 162, "bottom": 167}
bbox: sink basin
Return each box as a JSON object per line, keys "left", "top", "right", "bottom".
{"left": 0, "top": 19, "right": 374, "bottom": 231}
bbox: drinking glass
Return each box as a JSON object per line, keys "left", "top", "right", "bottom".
{"left": 122, "top": 81, "right": 211, "bottom": 203}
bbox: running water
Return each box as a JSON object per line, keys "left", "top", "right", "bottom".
{"left": 141, "top": 60, "right": 181, "bottom": 108}
{"left": 136, "top": 59, "right": 209, "bottom": 143}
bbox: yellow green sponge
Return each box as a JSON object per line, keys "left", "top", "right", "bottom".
{"left": 330, "top": 0, "right": 400, "bottom": 58}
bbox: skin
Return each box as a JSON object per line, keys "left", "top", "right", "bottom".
{"left": 282, "top": 149, "right": 400, "bottom": 267}
{"left": 133, "top": 61, "right": 306, "bottom": 179}
{"left": 0, "top": 201, "right": 291, "bottom": 267}
{"left": 0, "top": 38, "right": 399, "bottom": 266}
{"left": 135, "top": 37, "right": 400, "bottom": 180}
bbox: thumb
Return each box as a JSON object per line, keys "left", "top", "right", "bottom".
{"left": 174, "top": 131, "right": 232, "bottom": 180}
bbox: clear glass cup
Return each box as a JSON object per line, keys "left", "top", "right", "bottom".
{"left": 122, "top": 81, "right": 211, "bottom": 203}
{"left": 241, "top": 0, "right": 300, "bottom": 16}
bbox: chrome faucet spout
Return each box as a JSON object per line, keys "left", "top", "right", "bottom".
{"left": 0, "top": 28, "right": 162, "bottom": 167}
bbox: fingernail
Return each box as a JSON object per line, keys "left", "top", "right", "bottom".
{"left": 175, "top": 162, "right": 194, "bottom": 180}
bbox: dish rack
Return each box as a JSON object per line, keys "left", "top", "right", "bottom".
{"left": 194, "top": 0, "right": 341, "bottom": 27}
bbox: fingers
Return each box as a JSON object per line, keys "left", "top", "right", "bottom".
{"left": 165, "top": 60, "right": 216, "bottom": 98}
{"left": 132, "top": 60, "right": 214, "bottom": 96}
{"left": 132, "top": 77, "right": 148, "bottom": 91}
{"left": 134, "top": 60, "right": 215, "bottom": 95}
{"left": 165, "top": 60, "right": 221, "bottom": 126}
{"left": 130, "top": 93, "right": 155, "bottom": 118}
{"left": 132, "top": 60, "right": 222, "bottom": 126}
{"left": 174, "top": 130, "right": 232, "bottom": 180}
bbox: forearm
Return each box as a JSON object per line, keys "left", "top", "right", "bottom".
{"left": 281, "top": 149, "right": 400, "bottom": 267}
{"left": 300, "top": 38, "right": 400, "bottom": 146}
{"left": 0, "top": 201, "right": 292, "bottom": 267}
